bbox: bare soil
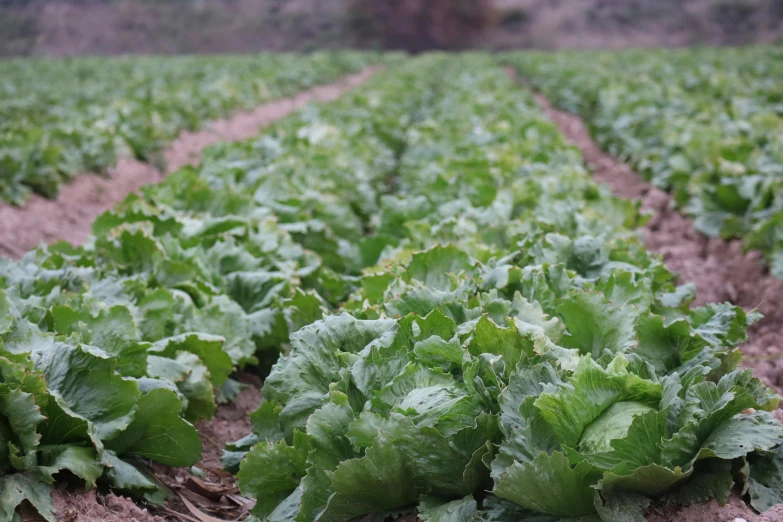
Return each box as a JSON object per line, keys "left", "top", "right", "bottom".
{"left": 50, "top": 488, "right": 166, "bottom": 522}
{"left": 0, "top": 68, "right": 378, "bottom": 259}
{"left": 646, "top": 493, "right": 783, "bottom": 522}
{"left": 194, "top": 375, "right": 262, "bottom": 472}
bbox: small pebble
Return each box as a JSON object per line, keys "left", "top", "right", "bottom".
{"left": 733, "top": 518, "right": 747, "bottom": 522}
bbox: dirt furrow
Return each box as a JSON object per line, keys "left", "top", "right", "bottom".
{"left": 533, "top": 94, "right": 783, "bottom": 396}
{"left": 0, "top": 68, "right": 378, "bottom": 260}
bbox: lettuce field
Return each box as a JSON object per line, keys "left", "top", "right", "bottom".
{"left": 506, "top": 47, "right": 783, "bottom": 278}
{"left": 0, "top": 52, "right": 382, "bottom": 205}
{"left": 2, "top": 48, "right": 783, "bottom": 522}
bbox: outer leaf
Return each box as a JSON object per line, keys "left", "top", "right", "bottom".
{"left": 237, "top": 431, "right": 311, "bottom": 520}
{"left": 100, "top": 450, "right": 158, "bottom": 492}
{"left": 696, "top": 411, "right": 783, "bottom": 461}
{"left": 298, "top": 393, "right": 357, "bottom": 521}
{"left": 0, "top": 385, "right": 45, "bottom": 472}
{"left": 493, "top": 451, "right": 600, "bottom": 517}
{"left": 667, "top": 459, "right": 734, "bottom": 506}
{"left": 318, "top": 435, "right": 418, "bottom": 522}
{"left": 34, "top": 343, "right": 139, "bottom": 443}
{"left": 104, "top": 388, "right": 201, "bottom": 467}
{"left": 598, "top": 463, "right": 691, "bottom": 498}
{"left": 748, "top": 446, "right": 783, "bottom": 512}
{"left": 419, "top": 496, "right": 478, "bottom": 522}
{"left": 0, "top": 469, "right": 55, "bottom": 522}
{"left": 39, "top": 445, "right": 103, "bottom": 490}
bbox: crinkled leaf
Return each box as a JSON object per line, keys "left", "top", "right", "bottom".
{"left": 748, "top": 446, "right": 783, "bottom": 512}
{"left": 0, "top": 469, "right": 55, "bottom": 522}
{"left": 35, "top": 343, "right": 139, "bottom": 443}
{"left": 557, "top": 292, "right": 637, "bottom": 358}
{"left": 493, "top": 451, "right": 600, "bottom": 517}
{"left": 237, "top": 431, "right": 310, "bottom": 520}
{"left": 318, "top": 435, "right": 418, "bottom": 522}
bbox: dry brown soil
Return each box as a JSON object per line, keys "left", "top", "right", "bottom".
{"left": 0, "top": 68, "right": 377, "bottom": 259}
{"left": 50, "top": 488, "right": 166, "bottom": 522}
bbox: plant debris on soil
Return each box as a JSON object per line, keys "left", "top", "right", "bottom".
{"left": 151, "top": 380, "right": 262, "bottom": 522}
{"left": 0, "top": 68, "right": 379, "bottom": 260}
{"left": 45, "top": 377, "right": 262, "bottom": 522}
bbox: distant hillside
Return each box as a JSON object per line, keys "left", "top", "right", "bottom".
{"left": 1, "top": 0, "right": 782, "bottom": 57}
{"left": 490, "top": 0, "right": 783, "bottom": 49}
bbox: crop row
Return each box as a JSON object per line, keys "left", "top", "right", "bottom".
{"left": 504, "top": 47, "right": 783, "bottom": 279}
{"left": 2, "top": 54, "right": 783, "bottom": 522}
{"left": 0, "top": 51, "right": 387, "bottom": 205}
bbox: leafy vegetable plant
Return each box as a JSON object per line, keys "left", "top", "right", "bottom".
{"left": 2, "top": 53, "right": 782, "bottom": 522}
{"left": 223, "top": 56, "right": 783, "bottom": 521}
{"left": 504, "top": 46, "right": 783, "bottom": 279}
{"left": 0, "top": 51, "right": 387, "bottom": 205}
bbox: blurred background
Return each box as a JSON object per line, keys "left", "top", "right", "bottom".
{"left": 1, "top": 0, "right": 783, "bottom": 57}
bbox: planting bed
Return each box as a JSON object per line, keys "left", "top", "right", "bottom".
{"left": 531, "top": 91, "right": 783, "bottom": 400}
{"left": 505, "top": 47, "right": 783, "bottom": 278}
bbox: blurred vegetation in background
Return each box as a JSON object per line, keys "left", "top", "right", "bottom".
{"left": 347, "top": 0, "right": 494, "bottom": 52}
{"left": 0, "top": 0, "right": 782, "bottom": 57}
